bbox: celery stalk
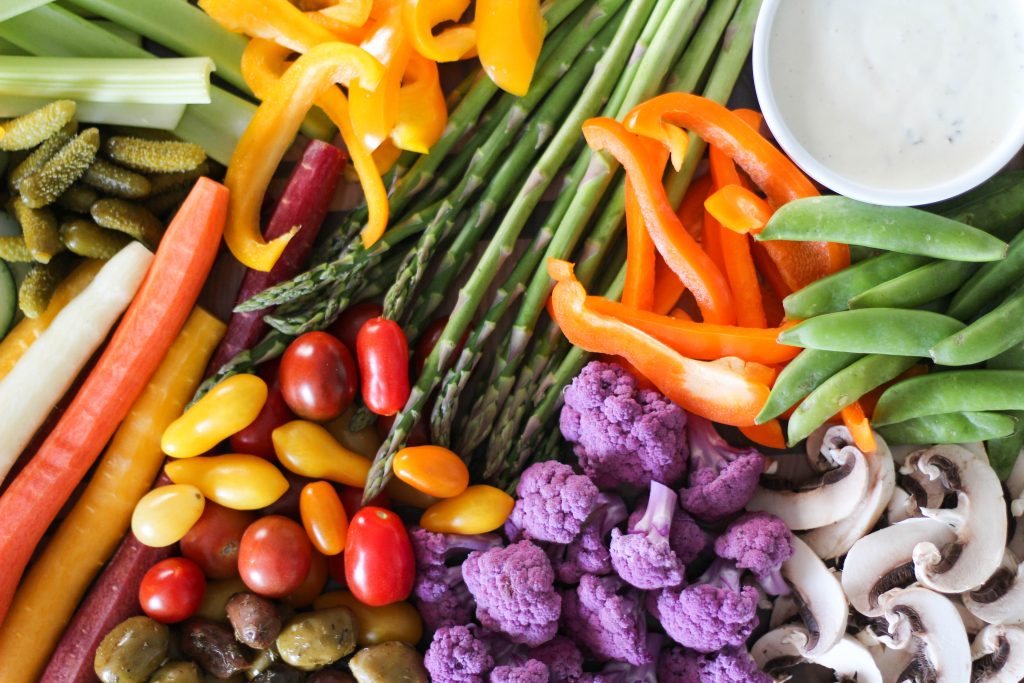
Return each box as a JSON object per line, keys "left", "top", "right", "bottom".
{"left": 0, "top": 96, "right": 186, "bottom": 129}
{"left": 0, "top": 37, "right": 28, "bottom": 56}
{"left": 92, "top": 20, "right": 143, "bottom": 47}
{"left": 0, "top": 0, "right": 54, "bottom": 23}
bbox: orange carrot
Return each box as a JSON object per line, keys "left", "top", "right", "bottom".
{"left": 841, "top": 401, "right": 877, "bottom": 453}
{"left": 740, "top": 419, "right": 785, "bottom": 449}
{"left": 0, "top": 178, "right": 229, "bottom": 625}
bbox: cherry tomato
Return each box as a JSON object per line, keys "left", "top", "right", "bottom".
{"left": 230, "top": 361, "right": 295, "bottom": 459}
{"left": 180, "top": 502, "right": 256, "bottom": 579}
{"left": 300, "top": 482, "right": 349, "bottom": 555}
{"left": 419, "top": 485, "right": 514, "bottom": 534}
{"left": 413, "top": 317, "right": 469, "bottom": 376}
{"left": 326, "top": 553, "right": 347, "bottom": 585}
{"left": 392, "top": 445, "right": 469, "bottom": 498}
{"left": 375, "top": 412, "right": 430, "bottom": 447}
{"left": 162, "top": 374, "right": 267, "bottom": 459}
{"left": 139, "top": 557, "right": 207, "bottom": 623}
{"left": 238, "top": 516, "right": 312, "bottom": 598}
{"left": 345, "top": 507, "right": 415, "bottom": 606}
{"left": 356, "top": 318, "right": 410, "bottom": 416}
{"left": 338, "top": 486, "right": 389, "bottom": 520}
{"left": 280, "top": 331, "right": 358, "bottom": 422}
{"left": 282, "top": 551, "right": 328, "bottom": 608}
{"left": 261, "top": 470, "right": 314, "bottom": 519}
{"left": 131, "top": 484, "right": 205, "bottom": 548}
{"left": 329, "top": 301, "right": 383, "bottom": 353}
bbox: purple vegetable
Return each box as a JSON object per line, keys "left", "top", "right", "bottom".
{"left": 509, "top": 461, "right": 599, "bottom": 543}
{"left": 677, "top": 415, "right": 764, "bottom": 522}
{"left": 561, "top": 574, "right": 650, "bottom": 666}
{"left": 654, "top": 568, "right": 760, "bottom": 654}
{"left": 589, "top": 634, "right": 662, "bottom": 683}
{"left": 714, "top": 512, "right": 794, "bottom": 595}
{"left": 528, "top": 636, "right": 584, "bottom": 683}
{"left": 462, "top": 541, "right": 561, "bottom": 647}
{"left": 698, "top": 647, "right": 772, "bottom": 683}
{"left": 657, "top": 646, "right": 702, "bottom": 683}
{"left": 424, "top": 624, "right": 494, "bottom": 683}
{"left": 560, "top": 361, "right": 688, "bottom": 489}
{"left": 627, "top": 500, "right": 708, "bottom": 566}
{"left": 549, "top": 492, "right": 627, "bottom": 584}
{"left": 490, "top": 659, "right": 550, "bottom": 683}
{"left": 609, "top": 481, "right": 685, "bottom": 589}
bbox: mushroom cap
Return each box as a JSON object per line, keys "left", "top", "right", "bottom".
{"left": 963, "top": 551, "right": 1024, "bottom": 626}
{"left": 780, "top": 536, "right": 847, "bottom": 656}
{"left": 842, "top": 518, "right": 956, "bottom": 617}
{"left": 972, "top": 624, "right": 1024, "bottom": 683}
{"left": 886, "top": 486, "right": 917, "bottom": 525}
{"left": 751, "top": 625, "right": 883, "bottom": 683}
{"left": 1007, "top": 449, "right": 1024, "bottom": 501}
{"left": 878, "top": 586, "right": 972, "bottom": 683}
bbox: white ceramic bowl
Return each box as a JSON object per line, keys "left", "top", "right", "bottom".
{"left": 752, "top": 0, "right": 1024, "bottom": 206}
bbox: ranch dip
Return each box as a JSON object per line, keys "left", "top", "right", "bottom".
{"left": 764, "top": 0, "right": 1024, "bottom": 193}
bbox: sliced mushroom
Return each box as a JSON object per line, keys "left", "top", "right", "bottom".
{"left": 780, "top": 535, "right": 848, "bottom": 656}
{"left": 769, "top": 593, "right": 799, "bottom": 629}
{"left": 887, "top": 486, "right": 917, "bottom": 525}
{"left": 749, "top": 426, "right": 871, "bottom": 530}
{"left": 842, "top": 518, "right": 957, "bottom": 617}
{"left": 878, "top": 586, "right": 971, "bottom": 683}
{"left": 963, "top": 551, "right": 1024, "bottom": 626}
{"left": 904, "top": 445, "right": 1007, "bottom": 593}
{"left": 954, "top": 596, "right": 990, "bottom": 637}
{"left": 1010, "top": 516, "right": 1024, "bottom": 563}
{"left": 803, "top": 431, "right": 895, "bottom": 559}
{"left": 751, "top": 625, "right": 883, "bottom": 683}
{"left": 972, "top": 624, "right": 1024, "bottom": 683}
{"left": 1007, "top": 448, "right": 1024, "bottom": 501}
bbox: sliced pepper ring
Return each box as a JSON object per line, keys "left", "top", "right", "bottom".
{"left": 402, "top": 0, "right": 476, "bottom": 63}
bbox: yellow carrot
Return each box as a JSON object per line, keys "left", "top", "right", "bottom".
{"left": 0, "top": 259, "right": 103, "bottom": 381}
{"left": 0, "top": 307, "right": 224, "bottom": 682}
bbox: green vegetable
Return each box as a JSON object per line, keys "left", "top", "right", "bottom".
{"left": 777, "top": 308, "right": 965, "bottom": 357}
{"left": 0, "top": 259, "right": 16, "bottom": 338}
{"left": 948, "top": 228, "right": 1024, "bottom": 321}
{"left": 930, "top": 287, "right": 1024, "bottom": 366}
{"left": 986, "top": 411, "right": 1024, "bottom": 481}
{"left": 90, "top": 198, "right": 162, "bottom": 246}
{"left": 143, "top": 189, "right": 188, "bottom": 217}
{"left": 0, "top": 99, "right": 75, "bottom": 151}
{"left": 60, "top": 218, "right": 131, "bottom": 258}
{"left": 0, "top": 0, "right": 54, "bottom": 23}
{"left": 7, "top": 121, "right": 76, "bottom": 192}
{"left": 103, "top": 136, "right": 206, "bottom": 173}
{"left": 147, "top": 162, "right": 210, "bottom": 195}
{"left": 876, "top": 412, "right": 1018, "bottom": 445}
{"left": 12, "top": 200, "right": 63, "bottom": 262}
{"left": 0, "top": 96, "right": 186, "bottom": 130}
{"left": 873, "top": 370, "right": 1024, "bottom": 426}
{"left": 19, "top": 256, "right": 70, "bottom": 318}
{"left": 83, "top": 158, "right": 152, "bottom": 198}
{"left": 788, "top": 354, "right": 917, "bottom": 446}
{"left": 19, "top": 127, "right": 100, "bottom": 208}
{"left": 759, "top": 196, "right": 1009, "bottom": 262}
{"left": 56, "top": 184, "right": 99, "bottom": 213}
{"left": 0, "top": 236, "right": 33, "bottom": 262}
{"left": 756, "top": 349, "right": 862, "bottom": 424}
{"left": 846, "top": 260, "right": 977, "bottom": 310}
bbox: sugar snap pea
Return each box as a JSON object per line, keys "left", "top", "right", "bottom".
{"left": 873, "top": 370, "right": 1024, "bottom": 426}
{"left": 988, "top": 341, "right": 1024, "bottom": 370}
{"left": 876, "top": 411, "right": 1018, "bottom": 445}
{"left": 932, "top": 171, "right": 1024, "bottom": 240}
{"left": 930, "top": 287, "right": 1024, "bottom": 366}
{"left": 0, "top": 100, "right": 76, "bottom": 151}
{"left": 986, "top": 410, "right": 1024, "bottom": 480}
{"left": 19, "top": 128, "right": 100, "bottom": 208}
{"left": 777, "top": 309, "right": 965, "bottom": 357}
{"left": 948, "top": 228, "right": 1024, "bottom": 321}
{"left": 756, "top": 349, "right": 861, "bottom": 423}
{"left": 847, "top": 260, "right": 977, "bottom": 310}
{"left": 787, "top": 354, "right": 917, "bottom": 446}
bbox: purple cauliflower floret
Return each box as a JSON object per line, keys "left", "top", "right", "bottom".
{"left": 425, "top": 624, "right": 495, "bottom": 683}
{"left": 490, "top": 659, "right": 550, "bottom": 683}
{"left": 509, "top": 461, "right": 600, "bottom": 543}
{"left": 655, "top": 578, "right": 760, "bottom": 653}
{"left": 657, "top": 646, "right": 702, "bottom": 683}
{"left": 609, "top": 481, "right": 685, "bottom": 589}
{"left": 698, "top": 648, "right": 772, "bottom": 683}
{"left": 714, "top": 512, "right": 794, "bottom": 596}
{"left": 678, "top": 415, "right": 764, "bottom": 521}
{"left": 410, "top": 528, "right": 504, "bottom": 630}
{"left": 560, "top": 361, "right": 688, "bottom": 489}
{"left": 561, "top": 574, "right": 650, "bottom": 666}
{"left": 549, "top": 492, "right": 627, "bottom": 584}
{"left": 627, "top": 501, "right": 708, "bottom": 565}
{"left": 589, "top": 634, "right": 662, "bottom": 683}
{"left": 528, "top": 636, "right": 583, "bottom": 683}
{"left": 462, "top": 541, "right": 561, "bottom": 647}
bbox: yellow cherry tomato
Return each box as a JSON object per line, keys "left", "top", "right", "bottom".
{"left": 386, "top": 477, "right": 440, "bottom": 509}
{"left": 300, "top": 481, "right": 349, "bottom": 555}
{"left": 392, "top": 445, "right": 469, "bottom": 498}
{"left": 326, "top": 406, "right": 381, "bottom": 459}
{"left": 272, "top": 420, "right": 371, "bottom": 487}
{"left": 162, "top": 374, "right": 268, "bottom": 458}
{"left": 314, "top": 590, "right": 423, "bottom": 646}
{"left": 165, "top": 454, "right": 288, "bottom": 510}
{"left": 475, "top": 0, "right": 544, "bottom": 96}
{"left": 419, "top": 485, "right": 514, "bottom": 534}
{"left": 131, "top": 484, "right": 205, "bottom": 548}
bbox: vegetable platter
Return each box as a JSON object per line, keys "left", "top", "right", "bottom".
{"left": 0, "top": 0, "right": 1021, "bottom": 682}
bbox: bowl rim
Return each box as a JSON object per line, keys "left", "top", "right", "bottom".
{"left": 752, "top": 0, "right": 1024, "bottom": 207}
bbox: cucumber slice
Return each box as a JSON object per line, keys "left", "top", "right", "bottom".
{"left": 0, "top": 260, "right": 16, "bottom": 338}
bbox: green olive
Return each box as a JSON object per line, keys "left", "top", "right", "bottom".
{"left": 94, "top": 616, "right": 169, "bottom": 683}
{"left": 275, "top": 608, "right": 356, "bottom": 672}
{"left": 348, "top": 642, "right": 428, "bottom": 683}
{"left": 149, "top": 661, "right": 202, "bottom": 683}
{"left": 197, "top": 577, "right": 247, "bottom": 622}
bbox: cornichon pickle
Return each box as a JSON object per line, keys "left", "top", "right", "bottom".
{"left": 90, "top": 198, "right": 163, "bottom": 247}
{"left": 0, "top": 236, "right": 34, "bottom": 262}
{"left": 7, "top": 122, "right": 77, "bottom": 193}
{"left": 83, "top": 158, "right": 152, "bottom": 198}
{"left": 0, "top": 100, "right": 76, "bottom": 151}
{"left": 61, "top": 218, "right": 132, "bottom": 259}
{"left": 19, "top": 128, "right": 100, "bottom": 208}
{"left": 57, "top": 184, "right": 99, "bottom": 213}
{"left": 104, "top": 136, "right": 206, "bottom": 173}
{"left": 11, "top": 200, "right": 63, "bottom": 263}
{"left": 19, "top": 257, "right": 71, "bottom": 318}
{"left": 147, "top": 161, "right": 210, "bottom": 195}
{"left": 144, "top": 189, "right": 188, "bottom": 217}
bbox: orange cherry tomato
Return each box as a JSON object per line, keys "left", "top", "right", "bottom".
{"left": 272, "top": 420, "right": 372, "bottom": 487}
{"left": 392, "top": 445, "right": 469, "bottom": 498}
{"left": 162, "top": 374, "right": 268, "bottom": 458}
{"left": 282, "top": 550, "right": 329, "bottom": 608}
{"left": 300, "top": 481, "right": 349, "bottom": 555}
{"left": 419, "top": 485, "right": 514, "bottom": 534}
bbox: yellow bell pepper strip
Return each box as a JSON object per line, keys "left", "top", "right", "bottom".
{"left": 272, "top": 419, "right": 372, "bottom": 487}
{"left": 840, "top": 401, "right": 877, "bottom": 453}
{"left": 306, "top": 9, "right": 372, "bottom": 42}
{"left": 475, "top": 0, "right": 544, "bottom": 96}
{"left": 420, "top": 484, "right": 514, "bottom": 534}
{"left": 390, "top": 52, "right": 447, "bottom": 154}
{"left": 166, "top": 453, "right": 289, "bottom": 510}
{"left": 315, "top": 591, "right": 423, "bottom": 646}
{"left": 349, "top": 0, "right": 410, "bottom": 152}
{"left": 581, "top": 117, "right": 736, "bottom": 325}
{"left": 0, "top": 259, "right": 102, "bottom": 381}
{"left": 320, "top": 0, "right": 373, "bottom": 27}
{"left": 624, "top": 93, "right": 850, "bottom": 289}
{"left": 549, "top": 259, "right": 770, "bottom": 426}
{"left": 0, "top": 307, "right": 223, "bottom": 683}
{"left": 371, "top": 138, "right": 402, "bottom": 173}
{"left": 706, "top": 184, "right": 774, "bottom": 235}
{"left": 199, "top": 0, "right": 337, "bottom": 52}
{"left": 402, "top": 0, "right": 475, "bottom": 63}
{"left": 225, "top": 42, "right": 383, "bottom": 269}
{"left": 242, "top": 38, "right": 390, "bottom": 251}
{"left": 162, "top": 373, "right": 267, "bottom": 459}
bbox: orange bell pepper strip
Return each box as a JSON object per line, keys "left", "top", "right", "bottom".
{"left": 349, "top": 0, "right": 411, "bottom": 152}
{"left": 199, "top": 0, "right": 337, "bottom": 52}
{"left": 702, "top": 211, "right": 728, "bottom": 287}
{"left": 582, "top": 117, "right": 736, "bottom": 325}
{"left": 623, "top": 178, "right": 656, "bottom": 311}
{"left": 706, "top": 184, "right": 773, "bottom": 235}
{"left": 225, "top": 43, "right": 384, "bottom": 270}
{"left": 391, "top": 52, "right": 447, "bottom": 154}
{"left": 676, "top": 173, "right": 712, "bottom": 238}
{"left": 740, "top": 420, "right": 785, "bottom": 449}
{"left": 652, "top": 255, "right": 686, "bottom": 316}
{"left": 549, "top": 259, "right": 769, "bottom": 426}
{"left": 475, "top": 0, "right": 544, "bottom": 96}
{"left": 668, "top": 308, "right": 691, "bottom": 321}
{"left": 320, "top": 0, "right": 372, "bottom": 26}
{"left": 750, "top": 240, "right": 793, "bottom": 300}
{"left": 586, "top": 296, "right": 800, "bottom": 365}
{"left": 624, "top": 93, "right": 849, "bottom": 289}
{"left": 840, "top": 401, "right": 877, "bottom": 453}
{"left": 403, "top": 0, "right": 476, "bottom": 63}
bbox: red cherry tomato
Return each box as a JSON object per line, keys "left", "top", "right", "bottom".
{"left": 338, "top": 485, "right": 389, "bottom": 520}
{"left": 180, "top": 503, "right": 256, "bottom": 579}
{"left": 283, "top": 551, "right": 328, "bottom": 608}
{"left": 413, "top": 317, "right": 469, "bottom": 376}
{"left": 238, "top": 515, "right": 312, "bottom": 598}
{"left": 229, "top": 361, "right": 294, "bottom": 459}
{"left": 345, "top": 507, "right": 415, "bottom": 606}
{"left": 280, "top": 332, "right": 358, "bottom": 422}
{"left": 327, "top": 552, "right": 347, "bottom": 585}
{"left": 139, "top": 557, "right": 206, "bottom": 623}
{"left": 357, "top": 318, "right": 411, "bottom": 416}
{"left": 375, "top": 412, "right": 430, "bottom": 447}
{"left": 329, "top": 301, "right": 384, "bottom": 353}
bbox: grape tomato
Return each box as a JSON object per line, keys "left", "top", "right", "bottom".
{"left": 300, "top": 481, "right": 349, "bottom": 555}
{"left": 238, "top": 515, "right": 312, "bottom": 598}
{"left": 139, "top": 557, "right": 206, "bottom": 624}
{"left": 345, "top": 507, "right": 415, "bottom": 606}
{"left": 419, "top": 485, "right": 514, "bottom": 534}
{"left": 280, "top": 331, "right": 358, "bottom": 422}
{"left": 392, "top": 445, "right": 469, "bottom": 498}
{"left": 329, "top": 301, "right": 383, "bottom": 353}
{"left": 356, "top": 317, "right": 411, "bottom": 416}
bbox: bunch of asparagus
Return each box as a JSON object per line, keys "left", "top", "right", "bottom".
{"left": 204, "top": 0, "right": 764, "bottom": 500}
